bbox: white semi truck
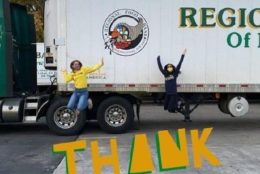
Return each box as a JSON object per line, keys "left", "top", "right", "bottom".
{"left": 1, "top": 0, "right": 260, "bottom": 135}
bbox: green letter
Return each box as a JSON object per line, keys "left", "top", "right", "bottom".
{"left": 179, "top": 8, "right": 198, "bottom": 27}
{"left": 218, "top": 8, "right": 236, "bottom": 28}
{"left": 200, "top": 8, "right": 216, "bottom": 27}
{"left": 238, "top": 8, "right": 247, "bottom": 28}
{"left": 244, "top": 32, "right": 251, "bottom": 48}
{"left": 227, "top": 32, "right": 242, "bottom": 48}
{"left": 249, "top": 9, "right": 260, "bottom": 28}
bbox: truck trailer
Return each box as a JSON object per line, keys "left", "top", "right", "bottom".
{"left": 1, "top": 0, "right": 260, "bottom": 135}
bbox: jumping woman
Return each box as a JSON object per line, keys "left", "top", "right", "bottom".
{"left": 62, "top": 58, "right": 104, "bottom": 115}
{"left": 157, "top": 49, "right": 187, "bottom": 113}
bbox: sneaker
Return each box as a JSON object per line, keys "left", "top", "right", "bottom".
{"left": 168, "top": 109, "right": 177, "bottom": 113}
{"left": 75, "top": 109, "right": 80, "bottom": 117}
{"left": 88, "top": 98, "right": 93, "bottom": 110}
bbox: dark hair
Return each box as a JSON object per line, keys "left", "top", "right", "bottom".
{"left": 164, "top": 63, "right": 175, "bottom": 71}
{"left": 164, "top": 63, "right": 175, "bottom": 75}
{"left": 70, "top": 60, "right": 82, "bottom": 70}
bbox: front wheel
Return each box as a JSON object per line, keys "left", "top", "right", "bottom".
{"left": 97, "top": 97, "right": 134, "bottom": 134}
{"left": 46, "top": 98, "right": 86, "bottom": 135}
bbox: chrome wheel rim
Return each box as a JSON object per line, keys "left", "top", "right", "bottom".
{"left": 104, "top": 104, "right": 127, "bottom": 127}
{"left": 53, "top": 106, "right": 78, "bottom": 129}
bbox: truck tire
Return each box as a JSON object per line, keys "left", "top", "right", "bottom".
{"left": 97, "top": 97, "right": 134, "bottom": 134}
{"left": 46, "top": 98, "right": 86, "bottom": 135}
{"left": 227, "top": 95, "right": 249, "bottom": 117}
{"left": 218, "top": 97, "right": 229, "bottom": 114}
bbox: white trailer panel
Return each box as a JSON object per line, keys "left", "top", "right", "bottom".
{"left": 44, "top": 0, "right": 260, "bottom": 92}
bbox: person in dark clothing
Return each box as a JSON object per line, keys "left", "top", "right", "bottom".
{"left": 157, "top": 49, "right": 187, "bottom": 113}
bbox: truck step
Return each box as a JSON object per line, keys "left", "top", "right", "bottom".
{"left": 25, "top": 102, "right": 38, "bottom": 109}
{"left": 26, "top": 96, "right": 40, "bottom": 100}
{"left": 23, "top": 116, "right": 37, "bottom": 123}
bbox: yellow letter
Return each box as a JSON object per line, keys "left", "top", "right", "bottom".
{"left": 128, "top": 134, "right": 154, "bottom": 174}
{"left": 53, "top": 140, "right": 86, "bottom": 174}
{"left": 191, "top": 128, "right": 221, "bottom": 168}
{"left": 91, "top": 139, "right": 120, "bottom": 174}
{"left": 156, "top": 129, "right": 189, "bottom": 172}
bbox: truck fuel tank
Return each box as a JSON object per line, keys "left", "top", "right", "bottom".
{"left": 1, "top": 98, "right": 24, "bottom": 122}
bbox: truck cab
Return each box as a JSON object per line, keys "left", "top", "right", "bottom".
{"left": 0, "top": 0, "right": 51, "bottom": 125}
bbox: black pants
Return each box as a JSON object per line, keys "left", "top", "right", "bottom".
{"left": 164, "top": 94, "right": 178, "bottom": 112}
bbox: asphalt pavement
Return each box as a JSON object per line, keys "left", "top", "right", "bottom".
{"left": 1, "top": 104, "right": 260, "bottom": 174}
{"left": 54, "top": 104, "right": 260, "bottom": 174}
{"left": 0, "top": 120, "right": 77, "bottom": 174}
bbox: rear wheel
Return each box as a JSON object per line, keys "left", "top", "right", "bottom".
{"left": 227, "top": 96, "right": 249, "bottom": 117}
{"left": 97, "top": 96, "right": 134, "bottom": 134}
{"left": 46, "top": 98, "right": 86, "bottom": 135}
{"left": 218, "top": 97, "right": 229, "bottom": 114}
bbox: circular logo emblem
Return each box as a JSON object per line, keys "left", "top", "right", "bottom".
{"left": 103, "top": 9, "right": 149, "bottom": 56}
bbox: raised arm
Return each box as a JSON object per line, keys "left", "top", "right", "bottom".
{"left": 175, "top": 49, "right": 187, "bottom": 73}
{"left": 157, "top": 56, "right": 165, "bottom": 75}
{"left": 82, "top": 63, "right": 103, "bottom": 74}
{"left": 175, "top": 54, "right": 184, "bottom": 73}
{"left": 83, "top": 58, "right": 104, "bottom": 74}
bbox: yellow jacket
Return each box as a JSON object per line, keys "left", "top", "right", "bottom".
{"left": 63, "top": 63, "right": 103, "bottom": 89}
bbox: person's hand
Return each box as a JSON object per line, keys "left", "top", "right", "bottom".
{"left": 61, "top": 69, "right": 67, "bottom": 73}
{"left": 182, "top": 48, "right": 187, "bottom": 55}
{"left": 101, "top": 57, "right": 104, "bottom": 66}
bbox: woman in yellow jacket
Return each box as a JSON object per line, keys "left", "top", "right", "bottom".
{"left": 62, "top": 58, "right": 104, "bottom": 115}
